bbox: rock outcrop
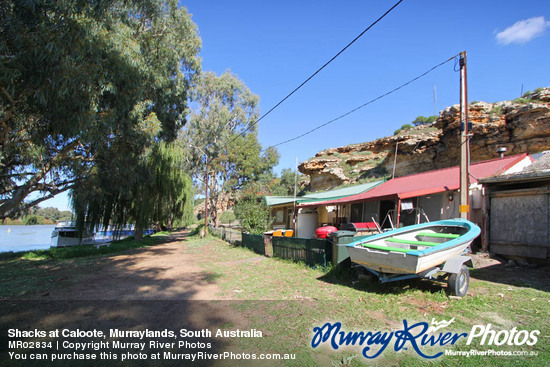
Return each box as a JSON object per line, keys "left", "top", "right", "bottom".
{"left": 299, "top": 88, "right": 550, "bottom": 191}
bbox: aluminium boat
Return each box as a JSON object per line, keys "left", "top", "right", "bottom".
{"left": 347, "top": 219, "right": 481, "bottom": 275}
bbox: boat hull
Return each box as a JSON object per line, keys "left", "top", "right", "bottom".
{"left": 347, "top": 219, "right": 480, "bottom": 275}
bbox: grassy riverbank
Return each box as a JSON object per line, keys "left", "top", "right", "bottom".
{"left": 0, "top": 231, "right": 170, "bottom": 261}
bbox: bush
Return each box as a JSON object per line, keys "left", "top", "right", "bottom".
{"left": 23, "top": 215, "right": 44, "bottom": 225}
{"left": 234, "top": 198, "right": 271, "bottom": 235}
{"left": 219, "top": 210, "right": 236, "bottom": 224}
{"left": 394, "top": 123, "right": 413, "bottom": 135}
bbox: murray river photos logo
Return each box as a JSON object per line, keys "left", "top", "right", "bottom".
{"left": 311, "top": 318, "right": 540, "bottom": 359}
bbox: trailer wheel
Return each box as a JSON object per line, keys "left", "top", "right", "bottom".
{"left": 447, "top": 265, "right": 469, "bottom": 297}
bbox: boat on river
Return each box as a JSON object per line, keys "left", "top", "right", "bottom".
{"left": 50, "top": 221, "right": 94, "bottom": 247}
{"left": 51, "top": 222, "right": 157, "bottom": 247}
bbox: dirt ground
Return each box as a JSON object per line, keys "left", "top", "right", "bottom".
{"left": 0, "top": 231, "right": 257, "bottom": 367}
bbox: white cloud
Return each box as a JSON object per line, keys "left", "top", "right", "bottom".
{"left": 496, "top": 16, "right": 550, "bottom": 45}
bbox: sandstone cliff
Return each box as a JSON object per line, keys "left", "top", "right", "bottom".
{"left": 299, "top": 88, "right": 550, "bottom": 191}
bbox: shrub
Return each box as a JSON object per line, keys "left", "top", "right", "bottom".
{"left": 23, "top": 215, "right": 44, "bottom": 225}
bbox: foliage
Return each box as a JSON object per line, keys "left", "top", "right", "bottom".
{"left": 512, "top": 97, "right": 536, "bottom": 104}
{"left": 411, "top": 115, "right": 437, "bottom": 126}
{"left": 269, "top": 168, "right": 298, "bottom": 196}
{"left": 393, "top": 123, "right": 413, "bottom": 135}
{"left": 394, "top": 115, "right": 436, "bottom": 135}
{"left": 72, "top": 142, "right": 194, "bottom": 239}
{"left": 22, "top": 215, "right": 44, "bottom": 225}
{"left": 182, "top": 71, "right": 279, "bottom": 225}
{"left": 219, "top": 210, "right": 236, "bottom": 224}
{"left": 0, "top": 0, "right": 201, "bottom": 219}
{"left": 35, "top": 207, "right": 72, "bottom": 222}
{"left": 233, "top": 195, "right": 271, "bottom": 234}
{"left": 489, "top": 105, "right": 504, "bottom": 115}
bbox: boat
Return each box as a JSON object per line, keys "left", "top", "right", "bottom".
{"left": 346, "top": 219, "right": 481, "bottom": 296}
{"left": 94, "top": 225, "right": 156, "bottom": 243}
{"left": 51, "top": 222, "right": 158, "bottom": 248}
{"left": 50, "top": 221, "right": 94, "bottom": 247}
{"left": 347, "top": 219, "right": 480, "bottom": 274}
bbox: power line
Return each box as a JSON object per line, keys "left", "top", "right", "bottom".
{"left": 224, "top": 0, "right": 405, "bottom": 147}
{"left": 270, "top": 54, "right": 460, "bottom": 148}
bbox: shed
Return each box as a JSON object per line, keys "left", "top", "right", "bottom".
{"left": 299, "top": 154, "right": 533, "bottom": 233}
{"left": 481, "top": 152, "right": 550, "bottom": 259}
{"left": 264, "top": 181, "right": 383, "bottom": 235}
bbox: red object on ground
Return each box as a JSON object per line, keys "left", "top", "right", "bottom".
{"left": 352, "top": 222, "right": 378, "bottom": 231}
{"left": 315, "top": 226, "right": 338, "bottom": 239}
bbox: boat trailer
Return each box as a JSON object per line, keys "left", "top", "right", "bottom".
{"left": 360, "top": 254, "right": 474, "bottom": 297}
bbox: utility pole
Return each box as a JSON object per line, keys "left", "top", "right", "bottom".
{"left": 459, "top": 51, "right": 470, "bottom": 220}
{"left": 204, "top": 160, "right": 209, "bottom": 237}
{"left": 293, "top": 157, "right": 298, "bottom": 233}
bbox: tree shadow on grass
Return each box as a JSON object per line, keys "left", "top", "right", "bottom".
{"left": 319, "top": 259, "right": 449, "bottom": 297}
{"left": 469, "top": 262, "right": 550, "bottom": 293}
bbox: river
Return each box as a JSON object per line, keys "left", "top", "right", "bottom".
{"left": 0, "top": 225, "right": 56, "bottom": 253}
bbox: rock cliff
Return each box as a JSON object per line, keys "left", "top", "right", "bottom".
{"left": 299, "top": 88, "right": 550, "bottom": 191}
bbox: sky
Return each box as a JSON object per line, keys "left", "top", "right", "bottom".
{"left": 42, "top": 0, "right": 550, "bottom": 211}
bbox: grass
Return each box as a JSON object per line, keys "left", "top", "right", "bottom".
{"left": 1, "top": 232, "right": 548, "bottom": 366}
{"left": 0, "top": 231, "right": 171, "bottom": 261}
{"left": 197, "top": 237, "right": 549, "bottom": 366}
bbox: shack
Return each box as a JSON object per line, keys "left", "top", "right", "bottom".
{"left": 264, "top": 181, "right": 382, "bottom": 237}
{"left": 481, "top": 152, "right": 550, "bottom": 259}
{"left": 298, "top": 154, "right": 533, "bottom": 243}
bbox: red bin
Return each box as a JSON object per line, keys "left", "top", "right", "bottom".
{"left": 315, "top": 226, "right": 338, "bottom": 239}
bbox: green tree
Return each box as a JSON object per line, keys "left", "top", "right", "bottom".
{"left": 233, "top": 193, "right": 271, "bottom": 235}
{"left": 23, "top": 215, "right": 44, "bottom": 225}
{"left": 412, "top": 115, "right": 437, "bottom": 126}
{"left": 0, "top": 0, "right": 200, "bottom": 219}
{"left": 182, "top": 71, "right": 279, "bottom": 226}
{"left": 72, "top": 142, "right": 194, "bottom": 240}
{"left": 269, "top": 168, "right": 299, "bottom": 196}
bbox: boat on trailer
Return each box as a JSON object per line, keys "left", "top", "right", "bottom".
{"left": 346, "top": 219, "right": 481, "bottom": 296}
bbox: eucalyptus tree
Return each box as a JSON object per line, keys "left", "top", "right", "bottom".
{"left": 183, "top": 71, "right": 278, "bottom": 226}
{"left": 0, "top": 0, "right": 200, "bottom": 221}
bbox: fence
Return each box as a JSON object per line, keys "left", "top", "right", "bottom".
{"left": 221, "top": 229, "right": 330, "bottom": 267}
{"left": 271, "top": 236, "right": 329, "bottom": 267}
{"left": 209, "top": 225, "right": 242, "bottom": 245}
{"left": 240, "top": 233, "right": 265, "bottom": 255}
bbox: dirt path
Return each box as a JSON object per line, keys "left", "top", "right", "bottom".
{"left": 44, "top": 230, "right": 225, "bottom": 301}
{"left": 1, "top": 231, "right": 262, "bottom": 366}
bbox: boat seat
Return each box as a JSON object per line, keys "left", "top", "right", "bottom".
{"left": 361, "top": 243, "right": 412, "bottom": 253}
{"left": 417, "top": 232, "right": 460, "bottom": 239}
{"left": 385, "top": 238, "right": 439, "bottom": 247}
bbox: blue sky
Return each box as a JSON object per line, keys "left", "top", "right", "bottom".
{"left": 43, "top": 0, "right": 550, "bottom": 210}
{"left": 182, "top": 0, "right": 549, "bottom": 169}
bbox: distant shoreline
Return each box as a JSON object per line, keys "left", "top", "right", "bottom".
{"left": 0, "top": 222, "right": 56, "bottom": 226}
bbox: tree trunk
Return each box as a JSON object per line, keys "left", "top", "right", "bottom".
{"left": 134, "top": 217, "right": 144, "bottom": 241}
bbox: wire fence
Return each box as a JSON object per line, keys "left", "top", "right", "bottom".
{"left": 209, "top": 225, "right": 242, "bottom": 245}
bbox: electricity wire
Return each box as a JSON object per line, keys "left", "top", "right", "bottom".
{"left": 223, "top": 0, "right": 405, "bottom": 148}
{"left": 270, "top": 53, "right": 460, "bottom": 148}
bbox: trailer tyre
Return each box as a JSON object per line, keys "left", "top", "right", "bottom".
{"left": 447, "top": 265, "right": 469, "bottom": 297}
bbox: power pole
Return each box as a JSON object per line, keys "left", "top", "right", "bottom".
{"left": 459, "top": 51, "right": 470, "bottom": 220}
{"left": 293, "top": 157, "right": 298, "bottom": 233}
{"left": 204, "top": 161, "right": 209, "bottom": 237}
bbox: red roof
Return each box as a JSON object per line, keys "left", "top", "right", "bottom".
{"left": 299, "top": 154, "right": 529, "bottom": 207}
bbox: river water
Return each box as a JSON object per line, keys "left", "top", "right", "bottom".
{"left": 0, "top": 225, "right": 56, "bottom": 253}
